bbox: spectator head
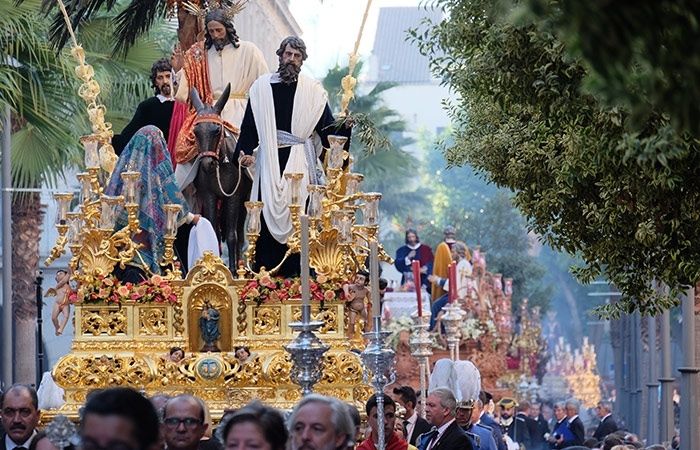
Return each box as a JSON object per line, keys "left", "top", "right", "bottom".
{"left": 365, "top": 395, "right": 396, "bottom": 442}
{"left": 497, "top": 397, "right": 518, "bottom": 420}
{"left": 217, "top": 401, "right": 287, "bottom": 450}
{"left": 425, "top": 388, "right": 457, "bottom": 428}
{"left": 553, "top": 402, "right": 566, "bottom": 421}
{"left": 392, "top": 386, "right": 418, "bottom": 416}
{"left": 582, "top": 437, "right": 599, "bottom": 448}
{"left": 517, "top": 400, "right": 530, "bottom": 414}
{"left": 479, "top": 391, "right": 495, "bottom": 414}
{"left": 288, "top": 394, "right": 354, "bottom": 450}
{"left": 161, "top": 394, "right": 208, "bottom": 450}
{"left": 602, "top": 435, "right": 625, "bottom": 450}
{"left": 1, "top": 384, "right": 40, "bottom": 445}
{"left": 565, "top": 399, "right": 580, "bottom": 417}
{"left": 345, "top": 403, "right": 361, "bottom": 449}
{"left": 80, "top": 387, "right": 159, "bottom": 450}
{"left": 596, "top": 400, "right": 613, "bottom": 418}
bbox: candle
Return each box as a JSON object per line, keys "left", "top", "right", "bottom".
{"left": 370, "top": 241, "right": 380, "bottom": 317}
{"left": 412, "top": 260, "right": 423, "bottom": 316}
{"left": 300, "top": 215, "right": 311, "bottom": 323}
{"left": 448, "top": 262, "right": 457, "bottom": 303}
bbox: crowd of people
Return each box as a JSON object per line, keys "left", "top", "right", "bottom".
{"left": 0, "top": 383, "right": 681, "bottom": 450}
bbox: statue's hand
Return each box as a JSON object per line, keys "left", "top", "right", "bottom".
{"left": 239, "top": 151, "right": 255, "bottom": 167}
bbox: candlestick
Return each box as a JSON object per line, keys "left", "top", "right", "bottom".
{"left": 370, "top": 241, "right": 380, "bottom": 318}
{"left": 448, "top": 262, "right": 457, "bottom": 303}
{"left": 412, "top": 260, "right": 423, "bottom": 316}
{"left": 300, "top": 215, "right": 311, "bottom": 324}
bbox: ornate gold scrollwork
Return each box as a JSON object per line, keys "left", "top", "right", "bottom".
{"left": 253, "top": 306, "right": 281, "bottom": 335}
{"left": 138, "top": 307, "right": 168, "bottom": 336}
{"left": 81, "top": 308, "right": 127, "bottom": 336}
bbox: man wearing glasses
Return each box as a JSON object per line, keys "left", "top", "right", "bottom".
{"left": 162, "top": 395, "right": 209, "bottom": 450}
{"left": 1, "top": 385, "right": 40, "bottom": 450}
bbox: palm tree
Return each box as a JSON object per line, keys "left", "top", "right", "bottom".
{"left": 1, "top": 0, "right": 83, "bottom": 383}
{"left": 322, "top": 63, "right": 425, "bottom": 221}
{"left": 1, "top": 0, "right": 171, "bottom": 383}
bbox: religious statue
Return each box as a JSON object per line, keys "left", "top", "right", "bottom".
{"left": 199, "top": 301, "right": 221, "bottom": 352}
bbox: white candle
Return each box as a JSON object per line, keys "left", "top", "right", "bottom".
{"left": 370, "top": 241, "right": 380, "bottom": 318}
{"left": 301, "top": 215, "right": 311, "bottom": 323}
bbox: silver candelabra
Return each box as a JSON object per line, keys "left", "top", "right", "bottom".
{"left": 361, "top": 316, "right": 396, "bottom": 450}
{"left": 410, "top": 312, "right": 433, "bottom": 418}
{"left": 284, "top": 303, "right": 330, "bottom": 396}
{"left": 441, "top": 302, "right": 465, "bottom": 361}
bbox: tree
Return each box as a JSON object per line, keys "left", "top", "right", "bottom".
{"left": 1, "top": 0, "right": 171, "bottom": 382}
{"left": 1, "top": 0, "right": 83, "bottom": 383}
{"left": 413, "top": 0, "right": 700, "bottom": 316}
{"left": 322, "top": 64, "right": 423, "bottom": 221}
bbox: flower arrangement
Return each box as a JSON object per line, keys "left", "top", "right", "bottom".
{"left": 239, "top": 271, "right": 345, "bottom": 306}
{"left": 67, "top": 274, "right": 178, "bottom": 305}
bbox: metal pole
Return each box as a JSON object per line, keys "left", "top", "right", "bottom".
{"left": 35, "top": 271, "right": 44, "bottom": 386}
{"left": 2, "top": 103, "right": 13, "bottom": 388}
{"left": 621, "top": 314, "right": 630, "bottom": 428}
{"left": 659, "top": 308, "right": 675, "bottom": 445}
{"left": 679, "top": 288, "right": 699, "bottom": 450}
{"left": 631, "top": 312, "right": 643, "bottom": 434}
{"left": 646, "top": 314, "right": 659, "bottom": 445}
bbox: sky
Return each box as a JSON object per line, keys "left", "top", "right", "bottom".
{"left": 289, "top": 0, "right": 421, "bottom": 77}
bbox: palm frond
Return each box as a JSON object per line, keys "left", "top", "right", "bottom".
{"left": 43, "top": 0, "right": 120, "bottom": 50}
{"left": 113, "top": 0, "right": 167, "bottom": 56}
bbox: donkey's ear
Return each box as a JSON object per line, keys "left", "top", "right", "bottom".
{"left": 191, "top": 88, "right": 206, "bottom": 112}
{"left": 213, "top": 83, "right": 231, "bottom": 115}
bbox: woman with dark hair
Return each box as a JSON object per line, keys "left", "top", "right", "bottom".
{"left": 217, "top": 401, "right": 287, "bottom": 450}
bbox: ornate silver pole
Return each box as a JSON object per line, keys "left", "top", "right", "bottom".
{"left": 410, "top": 311, "right": 433, "bottom": 418}
{"left": 362, "top": 317, "right": 395, "bottom": 450}
{"left": 441, "top": 302, "right": 465, "bottom": 361}
{"left": 284, "top": 216, "right": 329, "bottom": 396}
{"left": 360, "top": 242, "right": 395, "bottom": 450}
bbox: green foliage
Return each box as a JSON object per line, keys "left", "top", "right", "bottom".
{"left": 522, "top": 0, "right": 700, "bottom": 137}
{"left": 0, "top": 0, "right": 83, "bottom": 202}
{"left": 412, "top": 0, "right": 700, "bottom": 316}
{"left": 323, "top": 63, "right": 423, "bottom": 219}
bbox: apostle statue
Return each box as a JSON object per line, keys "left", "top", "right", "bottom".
{"left": 237, "top": 36, "right": 352, "bottom": 277}
{"left": 173, "top": 6, "right": 268, "bottom": 194}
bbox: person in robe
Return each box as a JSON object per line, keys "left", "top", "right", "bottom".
{"left": 113, "top": 59, "right": 181, "bottom": 158}
{"left": 432, "top": 226, "right": 468, "bottom": 300}
{"left": 427, "top": 241, "right": 472, "bottom": 331}
{"left": 394, "top": 229, "right": 433, "bottom": 289}
{"left": 173, "top": 7, "right": 268, "bottom": 192}
{"left": 237, "top": 36, "right": 352, "bottom": 277}
{"left": 105, "top": 126, "right": 201, "bottom": 282}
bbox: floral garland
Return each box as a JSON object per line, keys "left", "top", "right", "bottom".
{"left": 239, "top": 272, "right": 345, "bottom": 307}
{"left": 67, "top": 274, "right": 178, "bottom": 305}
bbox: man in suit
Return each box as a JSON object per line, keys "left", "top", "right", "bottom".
{"left": 529, "top": 402, "right": 550, "bottom": 450}
{"left": 497, "top": 398, "right": 530, "bottom": 450}
{"left": 417, "top": 388, "right": 473, "bottom": 450}
{"left": 563, "top": 400, "right": 585, "bottom": 447}
{"left": 393, "top": 386, "right": 431, "bottom": 446}
{"left": 478, "top": 392, "right": 506, "bottom": 450}
{"left": 593, "top": 401, "right": 619, "bottom": 442}
{"left": 1, "top": 384, "right": 40, "bottom": 450}
{"left": 517, "top": 401, "right": 542, "bottom": 450}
